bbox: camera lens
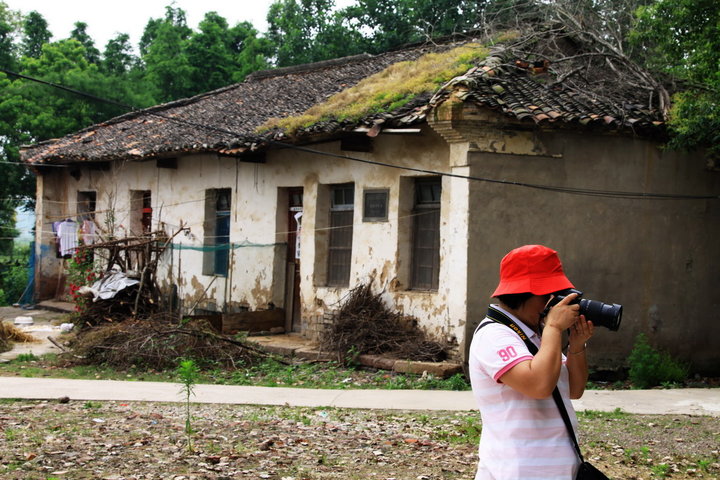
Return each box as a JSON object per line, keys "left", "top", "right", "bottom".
{"left": 579, "top": 299, "right": 622, "bottom": 331}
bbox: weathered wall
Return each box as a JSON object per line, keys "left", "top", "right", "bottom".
{"left": 290, "top": 127, "right": 466, "bottom": 349}
{"left": 34, "top": 126, "right": 472, "bottom": 356}
{"left": 463, "top": 129, "right": 720, "bottom": 374}
{"left": 34, "top": 170, "right": 70, "bottom": 299}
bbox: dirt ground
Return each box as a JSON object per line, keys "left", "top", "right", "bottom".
{"left": 1, "top": 306, "right": 718, "bottom": 479}
{"left": 0, "top": 400, "right": 717, "bottom": 480}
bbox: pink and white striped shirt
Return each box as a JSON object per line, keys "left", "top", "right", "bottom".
{"left": 469, "top": 305, "right": 580, "bottom": 479}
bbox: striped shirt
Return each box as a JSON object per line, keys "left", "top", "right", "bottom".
{"left": 469, "top": 305, "right": 580, "bottom": 479}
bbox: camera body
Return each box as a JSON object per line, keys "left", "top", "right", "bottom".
{"left": 544, "top": 288, "right": 622, "bottom": 331}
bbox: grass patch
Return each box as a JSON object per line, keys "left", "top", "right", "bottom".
{"left": 0, "top": 354, "right": 470, "bottom": 391}
{"left": 432, "top": 415, "right": 482, "bottom": 445}
{"left": 578, "top": 407, "right": 628, "bottom": 420}
{"left": 258, "top": 43, "right": 489, "bottom": 135}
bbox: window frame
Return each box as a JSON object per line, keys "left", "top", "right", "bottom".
{"left": 362, "top": 188, "right": 389, "bottom": 222}
{"left": 327, "top": 183, "right": 355, "bottom": 287}
{"left": 202, "top": 188, "right": 232, "bottom": 277}
{"left": 410, "top": 177, "right": 441, "bottom": 291}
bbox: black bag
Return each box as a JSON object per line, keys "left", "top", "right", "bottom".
{"left": 576, "top": 461, "right": 610, "bottom": 480}
{"left": 486, "top": 307, "right": 611, "bottom": 480}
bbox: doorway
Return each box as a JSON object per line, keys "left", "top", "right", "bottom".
{"left": 286, "top": 188, "right": 303, "bottom": 332}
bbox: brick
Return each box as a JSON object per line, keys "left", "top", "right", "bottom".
{"left": 393, "top": 360, "right": 463, "bottom": 379}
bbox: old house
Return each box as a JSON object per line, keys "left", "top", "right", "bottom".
{"left": 21, "top": 37, "right": 720, "bottom": 374}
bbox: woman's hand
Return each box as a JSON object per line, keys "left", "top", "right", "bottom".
{"left": 544, "top": 293, "right": 581, "bottom": 332}
{"left": 569, "top": 315, "right": 594, "bottom": 352}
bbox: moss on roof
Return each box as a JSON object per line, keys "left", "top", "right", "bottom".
{"left": 258, "top": 43, "right": 489, "bottom": 135}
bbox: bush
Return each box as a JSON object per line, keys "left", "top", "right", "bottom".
{"left": 0, "top": 243, "right": 30, "bottom": 306}
{"left": 628, "top": 333, "right": 689, "bottom": 388}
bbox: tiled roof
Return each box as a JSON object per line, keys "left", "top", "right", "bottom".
{"left": 425, "top": 50, "right": 664, "bottom": 131}
{"left": 21, "top": 40, "right": 665, "bottom": 165}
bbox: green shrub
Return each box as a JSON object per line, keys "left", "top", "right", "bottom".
{"left": 628, "top": 334, "right": 689, "bottom": 388}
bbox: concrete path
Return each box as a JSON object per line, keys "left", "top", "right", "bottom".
{"left": 2, "top": 305, "right": 719, "bottom": 416}
{"left": 1, "top": 376, "right": 718, "bottom": 416}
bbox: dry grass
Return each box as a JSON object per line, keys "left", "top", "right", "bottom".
{"left": 259, "top": 43, "right": 489, "bottom": 134}
{"left": 0, "top": 321, "right": 39, "bottom": 344}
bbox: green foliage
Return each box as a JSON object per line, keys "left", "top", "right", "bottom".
{"left": 433, "top": 415, "right": 482, "bottom": 444}
{"left": 650, "top": 463, "right": 671, "bottom": 478}
{"left": 69, "top": 22, "right": 100, "bottom": 64}
{"left": 266, "top": 0, "right": 366, "bottom": 67}
{"left": 176, "top": 358, "right": 200, "bottom": 449}
{"left": 141, "top": 6, "right": 193, "bottom": 102}
{"left": 343, "top": 0, "right": 484, "bottom": 54}
{"left": 20, "top": 10, "right": 50, "bottom": 59}
{"left": 0, "top": 242, "right": 29, "bottom": 306}
{"left": 632, "top": 0, "right": 720, "bottom": 160}
{"left": 14, "top": 352, "right": 38, "bottom": 362}
{"left": 627, "top": 334, "right": 689, "bottom": 388}
{"left": 578, "top": 407, "right": 628, "bottom": 420}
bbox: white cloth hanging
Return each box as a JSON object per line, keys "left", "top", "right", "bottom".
{"left": 80, "top": 219, "right": 97, "bottom": 245}
{"left": 57, "top": 219, "right": 78, "bottom": 256}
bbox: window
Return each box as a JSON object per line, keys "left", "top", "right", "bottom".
{"left": 130, "top": 190, "right": 152, "bottom": 235}
{"left": 327, "top": 183, "right": 354, "bottom": 286}
{"left": 76, "top": 191, "right": 96, "bottom": 220}
{"left": 203, "top": 189, "right": 231, "bottom": 276}
{"left": 411, "top": 178, "right": 441, "bottom": 290}
{"left": 363, "top": 189, "right": 389, "bottom": 222}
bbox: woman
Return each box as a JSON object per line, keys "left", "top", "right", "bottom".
{"left": 469, "top": 244, "right": 594, "bottom": 479}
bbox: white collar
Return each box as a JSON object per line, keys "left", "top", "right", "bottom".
{"left": 491, "top": 304, "right": 539, "bottom": 339}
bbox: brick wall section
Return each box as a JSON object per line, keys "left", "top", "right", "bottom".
{"left": 303, "top": 310, "right": 337, "bottom": 342}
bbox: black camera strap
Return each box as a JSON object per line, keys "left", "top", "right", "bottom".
{"left": 485, "top": 306, "right": 586, "bottom": 463}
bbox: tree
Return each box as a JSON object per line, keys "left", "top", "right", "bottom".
{"left": 185, "top": 12, "right": 236, "bottom": 94}
{"left": 69, "top": 21, "right": 101, "bottom": 64}
{"left": 631, "top": 0, "right": 720, "bottom": 162}
{"left": 141, "top": 6, "right": 193, "bottom": 102}
{"left": 266, "top": 0, "right": 365, "bottom": 67}
{"left": 101, "top": 33, "right": 136, "bottom": 76}
{"left": 0, "top": 2, "right": 18, "bottom": 71}
{"left": 20, "top": 10, "right": 50, "bottom": 58}
{"left": 343, "top": 0, "right": 484, "bottom": 52}
{"left": 229, "top": 22, "right": 273, "bottom": 82}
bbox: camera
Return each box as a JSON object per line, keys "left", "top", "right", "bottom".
{"left": 544, "top": 288, "right": 622, "bottom": 331}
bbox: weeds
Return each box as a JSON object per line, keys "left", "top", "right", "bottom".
{"left": 258, "top": 43, "right": 489, "bottom": 135}
{"left": 628, "top": 334, "right": 689, "bottom": 388}
{"left": 434, "top": 416, "right": 482, "bottom": 444}
{"left": 14, "top": 352, "right": 38, "bottom": 362}
{"left": 651, "top": 463, "right": 671, "bottom": 478}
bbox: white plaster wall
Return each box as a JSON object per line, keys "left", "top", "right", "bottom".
{"left": 44, "top": 126, "right": 472, "bottom": 347}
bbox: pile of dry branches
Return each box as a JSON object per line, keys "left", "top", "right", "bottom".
{"left": 321, "top": 283, "right": 447, "bottom": 363}
{"left": 66, "top": 312, "right": 272, "bottom": 370}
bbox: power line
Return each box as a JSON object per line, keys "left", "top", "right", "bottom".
{"left": 6, "top": 68, "right": 719, "bottom": 201}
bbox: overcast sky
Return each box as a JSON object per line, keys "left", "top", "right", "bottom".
{"left": 4, "top": 0, "right": 354, "bottom": 51}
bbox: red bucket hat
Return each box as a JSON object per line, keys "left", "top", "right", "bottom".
{"left": 492, "top": 245, "right": 574, "bottom": 297}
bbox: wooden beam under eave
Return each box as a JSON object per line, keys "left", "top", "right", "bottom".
{"left": 219, "top": 151, "right": 267, "bottom": 163}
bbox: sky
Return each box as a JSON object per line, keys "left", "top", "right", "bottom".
{"left": 4, "top": 0, "right": 353, "bottom": 51}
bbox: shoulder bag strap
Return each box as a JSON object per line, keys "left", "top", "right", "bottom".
{"left": 485, "top": 306, "right": 585, "bottom": 463}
